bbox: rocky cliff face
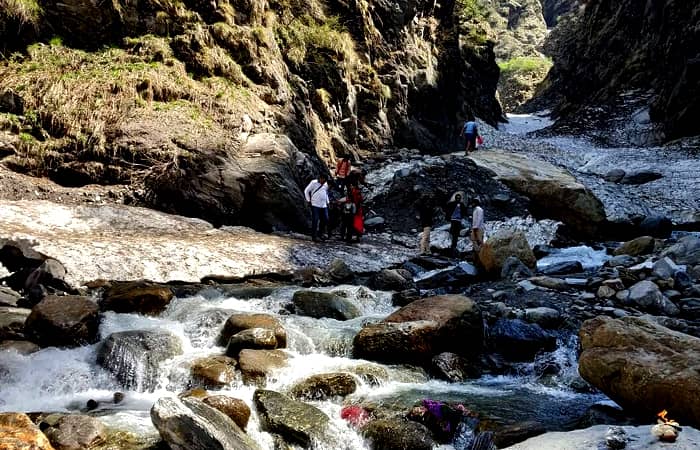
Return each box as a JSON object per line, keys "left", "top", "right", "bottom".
{"left": 540, "top": 0, "right": 578, "bottom": 27}
{"left": 534, "top": 0, "right": 700, "bottom": 143}
{"left": 0, "top": 0, "right": 502, "bottom": 231}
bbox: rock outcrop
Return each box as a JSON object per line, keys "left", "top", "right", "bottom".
{"left": 579, "top": 316, "right": 700, "bottom": 426}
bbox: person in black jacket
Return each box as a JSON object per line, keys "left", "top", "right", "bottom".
{"left": 417, "top": 193, "right": 436, "bottom": 255}
{"left": 445, "top": 191, "right": 467, "bottom": 257}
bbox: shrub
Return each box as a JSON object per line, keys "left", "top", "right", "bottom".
{"left": 498, "top": 56, "right": 553, "bottom": 74}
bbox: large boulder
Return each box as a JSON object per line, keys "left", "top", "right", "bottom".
{"left": 362, "top": 419, "right": 435, "bottom": 450}
{"left": 0, "top": 412, "right": 54, "bottom": 450}
{"left": 0, "top": 239, "right": 47, "bottom": 272}
{"left": 614, "top": 236, "right": 655, "bottom": 257}
{"left": 353, "top": 295, "right": 483, "bottom": 365}
{"left": 253, "top": 389, "right": 329, "bottom": 447}
{"left": 292, "top": 290, "right": 361, "bottom": 321}
{"left": 219, "top": 313, "right": 286, "bottom": 348}
{"left": 43, "top": 414, "right": 106, "bottom": 450}
{"left": 97, "top": 330, "right": 183, "bottom": 391}
{"left": 431, "top": 352, "right": 479, "bottom": 381}
{"left": 368, "top": 269, "right": 415, "bottom": 291}
{"left": 201, "top": 396, "right": 251, "bottom": 431}
{"left": 662, "top": 235, "right": 700, "bottom": 266}
{"left": 479, "top": 230, "right": 536, "bottom": 274}
{"left": 579, "top": 316, "right": 700, "bottom": 426}
{"left": 415, "top": 264, "right": 478, "bottom": 291}
{"left": 151, "top": 396, "right": 260, "bottom": 450}
{"left": 100, "top": 281, "right": 174, "bottom": 316}
{"left": 469, "top": 151, "right": 606, "bottom": 238}
{"left": 145, "top": 133, "right": 315, "bottom": 232}
{"left": 24, "top": 295, "right": 100, "bottom": 348}
{"left": 290, "top": 373, "right": 357, "bottom": 400}
{"left": 489, "top": 318, "right": 557, "bottom": 361}
{"left": 0, "top": 306, "right": 30, "bottom": 340}
{"left": 238, "top": 349, "right": 288, "bottom": 386}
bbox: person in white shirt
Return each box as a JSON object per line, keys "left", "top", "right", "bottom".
{"left": 304, "top": 174, "right": 330, "bottom": 241}
{"left": 470, "top": 197, "right": 485, "bottom": 253}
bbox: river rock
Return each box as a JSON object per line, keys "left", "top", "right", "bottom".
{"left": 675, "top": 271, "right": 693, "bottom": 291}
{"left": 362, "top": 419, "right": 434, "bottom": 450}
{"left": 253, "top": 389, "right": 329, "bottom": 447}
{"left": 501, "top": 257, "right": 534, "bottom": 281}
{"left": 528, "top": 276, "right": 569, "bottom": 291}
{"left": 603, "top": 168, "right": 626, "bottom": 183}
{"left": 392, "top": 289, "right": 420, "bottom": 307}
{"left": 101, "top": 281, "right": 174, "bottom": 316}
{"left": 369, "top": 269, "right": 415, "bottom": 291}
{"left": 416, "top": 264, "right": 478, "bottom": 290}
{"left": 0, "top": 286, "right": 21, "bottom": 307}
{"left": 349, "top": 363, "right": 389, "bottom": 386}
{"left": 290, "top": 372, "right": 357, "bottom": 400}
{"left": 238, "top": 349, "right": 288, "bottom": 386}
{"left": 97, "top": 330, "right": 183, "bottom": 391}
{"left": 606, "top": 255, "right": 637, "bottom": 268}
{"left": 0, "top": 306, "right": 30, "bottom": 340}
{"left": 202, "top": 395, "right": 250, "bottom": 431}
{"left": 191, "top": 356, "right": 237, "bottom": 388}
{"left": 292, "top": 290, "right": 361, "bottom": 320}
{"left": 0, "top": 239, "right": 47, "bottom": 272}
{"left": 614, "top": 236, "right": 655, "bottom": 257}
{"left": 431, "top": 352, "right": 479, "bottom": 381}
{"left": 24, "top": 295, "right": 100, "bottom": 348}
{"left": 662, "top": 235, "right": 700, "bottom": 266}
{"left": 679, "top": 298, "right": 700, "bottom": 320}
{"left": 151, "top": 396, "right": 260, "bottom": 450}
{"left": 479, "top": 230, "right": 536, "bottom": 274}
{"left": 652, "top": 257, "right": 681, "bottom": 280}
{"left": 23, "top": 258, "right": 69, "bottom": 297}
{"left": 639, "top": 215, "right": 672, "bottom": 239}
{"left": 0, "top": 339, "right": 40, "bottom": 354}
{"left": 597, "top": 285, "right": 616, "bottom": 299}
{"left": 43, "top": 414, "right": 106, "bottom": 450}
{"left": 627, "top": 280, "right": 679, "bottom": 316}
{"left": 219, "top": 313, "right": 286, "bottom": 348}
{"left": 226, "top": 328, "right": 278, "bottom": 357}
{"left": 524, "top": 307, "right": 561, "bottom": 329}
{"left": 489, "top": 318, "right": 556, "bottom": 361}
{"left": 353, "top": 295, "right": 483, "bottom": 365}
{"left": 541, "top": 261, "right": 584, "bottom": 275}
{"left": 579, "top": 316, "right": 700, "bottom": 426}
{"left": 0, "top": 412, "right": 54, "bottom": 450}
{"left": 620, "top": 169, "right": 663, "bottom": 185}
{"left": 325, "top": 258, "right": 354, "bottom": 282}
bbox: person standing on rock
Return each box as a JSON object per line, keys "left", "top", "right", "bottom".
{"left": 335, "top": 155, "right": 352, "bottom": 193}
{"left": 470, "top": 197, "right": 485, "bottom": 255}
{"left": 304, "top": 174, "right": 330, "bottom": 242}
{"left": 461, "top": 116, "right": 480, "bottom": 154}
{"left": 445, "top": 191, "right": 467, "bottom": 257}
{"left": 417, "top": 193, "right": 436, "bottom": 255}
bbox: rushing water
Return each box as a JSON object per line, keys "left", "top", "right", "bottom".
{"left": 0, "top": 283, "right": 607, "bottom": 449}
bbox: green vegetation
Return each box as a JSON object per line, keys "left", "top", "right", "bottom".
{"left": 0, "top": 0, "right": 42, "bottom": 27}
{"left": 456, "top": 0, "right": 485, "bottom": 22}
{"left": 276, "top": 15, "right": 355, "bottom": 66}
{"left": 455, "top": 0, "right": 489, "bottom": 45}
{"left": 498, "top": 56, "right": 553, "bottom": 74}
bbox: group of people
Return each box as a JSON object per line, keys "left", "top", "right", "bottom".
{"left": 303, "top": 156, "right": 366, "bottom": 243}
{"left": 419, "top": 192, "right": 484, "bottom": 258}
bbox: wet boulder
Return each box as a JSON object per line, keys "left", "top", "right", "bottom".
{"left": 43, "top": 414, "right": 106, "bottom": 450}
{"left": 579, "top": 316, "right": 700, "bottom": 426}
{"left": 24, "top": 295, "right": 100, "bottom": 348}
{"left": 100, "top": 281, "right": 174, "bottom": 316}
{"left": 238, "top": 349, "right": 288, "bottom": 386}
{"left": 362, "top": 419, "right": 434, "bottom": 450}
{"left": 0, "top": 306, "right": 30, "bottom": 340}
{"left": 626, "top": 280, "right": 679, "bottom": 316}
{"left": 662, "top": 235, "right": 700, "bottom": 266}
{"left": 652, "top": 257, "right": 682, "bottom": 280}
{"left": 151, "top": 396, "right": 260, "bottom": 450}
{"left": 369, "top": 269, "right": 415, "bottom": 291}
{"left": 97, "top": 330, "right": 183, "bottom": 391}
{"left": 489, "top": 319, "right": 557, "bottom": 361}
{"left": 202, "top": 395, "right": 250, "bottom": 431}
{"left": 524, "top": 307, "right": 562, "bottom": 329}
{"left": 226, "top": 328, "right": 278, "bottom": 357}
{"left": 325, "top": 258, "right": 354, "bottom": 283}
{"left": 614, "top": 236, "right": 655, "bottom": 257}
{"left": 290, "top": 372, "right": 357, "bottom": 400}
{"left": 353, "top": 295, "right": 483, "bottom": 365}
{"left": 416, "top": 263, "right": 478, "bottom": 291}
{"left": 292, "top": 290, "right": 361, "bottom": 321}
{"left": 219, "top": 313, "right": 286, "bottom": 347}
{"left": 431, "top": 352, "right": 480, "bottom": 381}
{"left": 0, "top": 413, "right": 54, "bottom": 450}
{"left": 348, "top": 364, "right": 389, "bottom": 386}
{"left": 253, "top": 389, "right": 329, "bottom": 447}
{"left": 0, "top": 339, "right": 40, "bottom": 354}
{"left": 191, "top": 356, "right": 237, "bottom": 388}
{"left": 479, "top": 231, "right": 536, "bottom": 275}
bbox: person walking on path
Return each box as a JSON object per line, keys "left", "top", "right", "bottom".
{"left": 335, "top": 156, "right": 352, "bottom": 193}
{"left": 461, "top": 116, "right": 480, "bottom": 154}
{"left": 445, "top": 191, "right": 467, "bottom": 257}
{"left": 470, "top": 197, "right": 485, "bottom": 254}
{"left": 417, "top": 193, "right": 436, "bottom": 255}
{"left": 304, "top": 174, "right": 330, "bottom": 242}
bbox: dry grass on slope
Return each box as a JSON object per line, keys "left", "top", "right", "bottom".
{"left": 0, "top": 0, "right": 42, "bottom": 28}
{"left": 0, "top": 36, "right": 260, "bottom": 180}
